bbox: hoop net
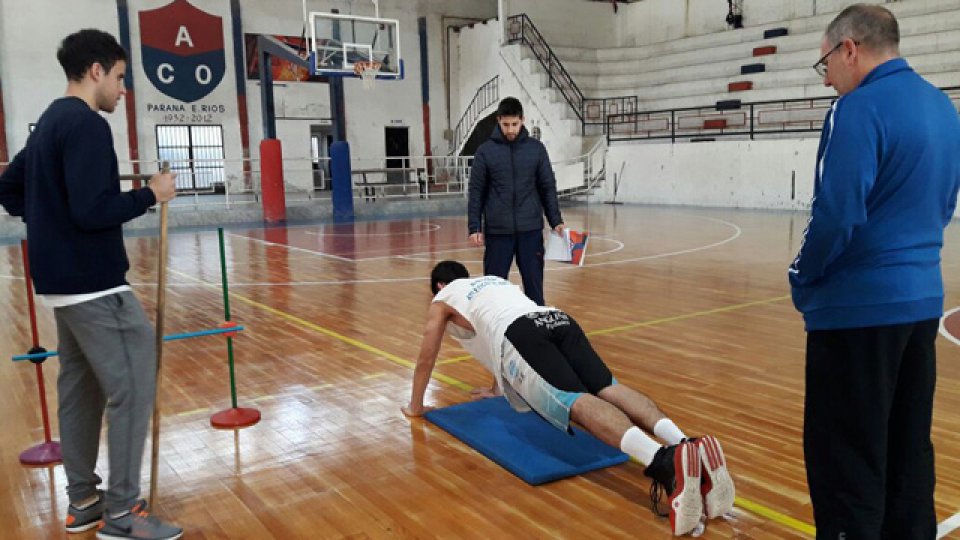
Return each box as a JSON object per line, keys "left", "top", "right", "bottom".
{"left": 354, "top": 60, "right": 382, "bottom": 89}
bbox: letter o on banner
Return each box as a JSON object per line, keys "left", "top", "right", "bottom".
{"left": 196, "top": 65, "right": 212, "bottom": 85}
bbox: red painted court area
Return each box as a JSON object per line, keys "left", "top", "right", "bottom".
{"left": 236, "top": 218, "right": 470, "bottom": 260}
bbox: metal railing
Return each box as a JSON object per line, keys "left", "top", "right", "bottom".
{"left": 554, "top": 137, "right": 607, "bottom": 199}
{"left": 451, "top": 76, "right": 499, "bottom": 154}
{"left": 506, "top": 14, "right": 584, "bottom": 122}
{"left": 505, "top": 13, "right": 960, "bottom": 141}
{"left": 606, "top": 86, "right": 960, "bottom": 143}
{"left": 506, "top": 14, "right": 636, "bottom": 134}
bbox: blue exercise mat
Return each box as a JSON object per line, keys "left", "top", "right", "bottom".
{"left": 424, "top": 397, "right": 630, "bottom": 485}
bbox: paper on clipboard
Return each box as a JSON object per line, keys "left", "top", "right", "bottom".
{"left": 545, "top": 229, "right": 589, "bottom": 266}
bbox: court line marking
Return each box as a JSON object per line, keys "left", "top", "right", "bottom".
{"left": 437, "top": 355, "right": 472, "bottom": 365}
{"left": 735, "top": 496, "right": 816, "bottom": 536}
{"left": 228, "top": 232, "right": 354, "bottom": 262}
{"left": 352, "top": 241, "right": 476, "bottom": 261}
{"left": 570, "top": 214, "right": 742, "bottom": 270}
{"left": 436, "top": 293, "right": 793, "bottom": 366}
{"left": 938, "top": 511, "right": 960, "bottom": 539}
{"left": 938, "top": 307, "right": 960, "bottom": 347}
{"left": 167, "top": 268, "right": 472, "bottom": 392}
{"left": 132, "top": 216, "right": 740, "bottom": 287}
{"left": 303, "top": 223, "right": 441, "bottom": 236}
{"left": 396, "top": 236, "right": 626, "bottom": 264}
{"left": 0, "top": 215, "right": 743, "bottom": 286}
{"left": 587, "top": 294, "right": 791, "bottom": 337}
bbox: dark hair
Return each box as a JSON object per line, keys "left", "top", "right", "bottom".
{"left": 57, "top": 29, "right": 128, "bottom": 82}
{"left": 430, "top": 260, "right": 469, "bottom": 294}
{"left": 497, "top": 97, "right": 523, "bottom": 118}
{"left": 826, "top": 4, "right": 899, "bottom": 53}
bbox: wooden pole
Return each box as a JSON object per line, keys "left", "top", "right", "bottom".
{"left": 149, "top": 161, "right": 170, "bottom": 504}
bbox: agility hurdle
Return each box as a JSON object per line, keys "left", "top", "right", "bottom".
{"left": 15, "top": 239, "right": 61, "bottom": 466}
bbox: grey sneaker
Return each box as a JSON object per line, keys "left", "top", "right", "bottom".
{"left": 66, "top": 490, "right": 105, "bottom": 533}
{"left": 96, "top": 510, "right": 182, "bottom": 540}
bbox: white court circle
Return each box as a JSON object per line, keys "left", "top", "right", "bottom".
{"left": 1, "top": 214, "right": 743, "bottom": 288}
{"left": 302, "top": 223, "right": 441, "bottom": 237}
{"left": 395, "top": 235, "right": 625, "bottom": 264}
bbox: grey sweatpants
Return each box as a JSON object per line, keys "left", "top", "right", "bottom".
{"left": 54, "top": 291, "right": 156, "bottom": 513}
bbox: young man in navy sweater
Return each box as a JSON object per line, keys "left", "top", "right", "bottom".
{"left": 791, "top": 5, "right": 960, "bottom": 538}
{"left": 0, "top": 30, "right": 181, "bottom": 540}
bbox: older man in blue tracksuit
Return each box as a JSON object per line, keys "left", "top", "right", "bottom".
{"left": 468, "top": 97, "right": 564, "bottom": 306}
{"left": 790, "top": 5, "right": 960, "bottom": 539}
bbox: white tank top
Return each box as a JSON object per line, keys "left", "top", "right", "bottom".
{"left": 433, "top": 276, "right": 557, "bottom": 381}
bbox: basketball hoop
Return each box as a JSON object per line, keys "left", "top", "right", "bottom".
{"left": 354, "top": 60, "right": 382, "bottom": 89}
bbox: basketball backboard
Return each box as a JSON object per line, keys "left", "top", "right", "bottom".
{"left": 309, "top": 12, "right": 402, "bottom": 79}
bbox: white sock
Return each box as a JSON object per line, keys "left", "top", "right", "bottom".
{"left": 653, "top": 418, "right": 686, "bottom": 445}
{"left": 620, "top": 426, "right": 662, "bottom": 466}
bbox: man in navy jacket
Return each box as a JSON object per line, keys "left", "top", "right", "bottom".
{"left": 0, "top": 30, "right": 181, "bottom": 539}
{"left": 790, "top": 5, "right": 960, "bottom": 538}
{"left": 467, "top": 97, "right": 564, "bottom": 306}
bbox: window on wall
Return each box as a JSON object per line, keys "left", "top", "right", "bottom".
{"left": 155, "top": 125, "right": 225, "bottom": 192}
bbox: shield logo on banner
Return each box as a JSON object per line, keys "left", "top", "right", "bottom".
{"left": 139, "top": 0, "right": 225, "bottom": 103}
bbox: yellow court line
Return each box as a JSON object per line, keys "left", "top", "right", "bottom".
{"left": 437, "top": 354, "right": 473, "bottom": 365}
{"left": 227, "top": 291, "right": 472, "bottom": 391}
{"left": 435, "top": 294, "right": 791, "bottom": 366}
{"left": 586, "top": 294, "right": 791, "bottom": 337}
{"left": 168, "top": 268, "right": 473, "bottom": 392}
{"left": 735, "top": 496, "right": 816, "bottom": 536}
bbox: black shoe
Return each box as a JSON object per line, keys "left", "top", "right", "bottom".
{"left": 644, "top": 445, "right": 677, "bottom": 516}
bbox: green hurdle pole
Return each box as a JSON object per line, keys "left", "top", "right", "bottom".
{"left": 219, "top": 227, "right": 238, "bottom": 409}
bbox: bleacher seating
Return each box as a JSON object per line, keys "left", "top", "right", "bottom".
{"left": 520, "top": 0, "right": 960, "bottom": 116}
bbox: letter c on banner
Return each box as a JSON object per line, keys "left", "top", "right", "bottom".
{"left": 158, "top": 63, "right": 175, "bottom": 84}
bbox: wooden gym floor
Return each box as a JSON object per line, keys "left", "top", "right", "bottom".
{"left": 1, "top": 205, "right": 958, "bottom": 539}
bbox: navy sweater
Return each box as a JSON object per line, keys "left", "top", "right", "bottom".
{"left": 789, "top": 59, "right": 960, "bottom": 330}
{"left": 468, "top": 125, "right": 563, "bottom": 235}
{"left": 0, "top": 97, "right": 156, "bottom": 294}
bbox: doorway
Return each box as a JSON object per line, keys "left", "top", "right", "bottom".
{"left": 310, "top": 124, "right": 334, "bottom": 190}
{"left": 384, "top": 126, "right": 410, "bottom": 184}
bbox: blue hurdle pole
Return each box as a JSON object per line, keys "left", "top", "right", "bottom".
{"left": 11, "top": 325, "right": 245, "bottom": 362}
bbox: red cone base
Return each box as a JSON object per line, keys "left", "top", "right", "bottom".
{"left": 210, "top": 407, "right": 261, "bottom": 429}
{"left": 20, "top": 441, "right": 62, "bottom": 465}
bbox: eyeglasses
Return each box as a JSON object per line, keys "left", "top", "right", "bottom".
{"left": 812, "top": 40, "right": 858, "bottom": 77}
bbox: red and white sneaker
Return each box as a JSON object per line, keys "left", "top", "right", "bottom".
{"left": 696, "top": 435, "right": 735, "bottom": 518}
{"left": 671, "top": 441, "right": 705, "bottom": 535}
{"left": 644, "top": 441, "right": 703, "bottom": 536}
